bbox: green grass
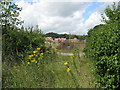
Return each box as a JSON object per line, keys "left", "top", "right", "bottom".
{"left": 2, "top": 44, "right": 97, "bottom": 88}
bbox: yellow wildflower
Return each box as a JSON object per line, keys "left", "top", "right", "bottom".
{"left": 28, "top": 55, "right": 33, "bottom": 59}
{"left": 66, "top": 68, "right": 71, "bottom": 72}
{"left": 27, "top": 62, "right": 30, "bottom": 64}
{"left": 64, "top": 62, "right": 68, "bottom": 65}
{"left": 37, "top": 48, "right": 41, "bottom": 50}
{"left": 33, "top": 51, "right": 38, "bottom": 53}
{"left": 31, "top": 59, "right": 36, "bottom": 62}
{"left": 40, "top": 53, "right": 44, "bottom": 56}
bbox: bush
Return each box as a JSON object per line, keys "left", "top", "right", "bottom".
{"left": 2, "top": 26, "right": 45, "bottom": 63}
{"left": 84, "top": 3, "right": 120, "bottom": 89}
{"left": 1, "top": 1, "right": 46, "bottom": 63}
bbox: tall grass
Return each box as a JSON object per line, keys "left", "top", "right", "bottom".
{"left": 2, "top": 44, "right": 96, "bottom": 88}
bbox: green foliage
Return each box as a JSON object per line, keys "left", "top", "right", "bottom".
{"left": 3, "top": 26, "right": 45, "bottom": 63}
{"left": 1, "top": 1, "right": 45, "bottom": 63}
{"left": 1, "top": 1, "right": 23, "bottom": 34}
{"left": 101, "top": 2, "right": 119, "bottom": 24}
{"left": 84, "top": 3, "right": 120, "bottom": 89}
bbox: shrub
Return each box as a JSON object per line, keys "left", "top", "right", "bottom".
{"left": 1, "top": 1, "right": 45, "bottom": 63}
{"left": 2, "top": 26, "right": 45, "bottom": 63}
{"left": 84, "top": 3, "right": 120, "bottom": 89}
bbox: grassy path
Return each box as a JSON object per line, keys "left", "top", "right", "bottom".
{"left": 78, "top": 56, "right": 96, "bottom": 88}
{"left": 43, "top": 55, "right": 96, "bottom": 88}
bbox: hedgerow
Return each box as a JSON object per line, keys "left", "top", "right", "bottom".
{"left": 84, "top": 3, "right": 120, "bottom": 89}
{"left": 1, "top": 1, "right": 45, "bottom": 63}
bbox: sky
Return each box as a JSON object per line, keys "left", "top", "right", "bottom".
{"left": 12, "top": 0, "right": 118, "bottom": 35}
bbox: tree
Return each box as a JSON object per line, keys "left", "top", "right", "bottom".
{"left": 101, "top": 2, "right": 119, "bottom": 24}
{"left": 1, "top": 0, "right": 23, "bottom": 62}
{"left": 0, "top": 0, "right": 23, "bottom": 34}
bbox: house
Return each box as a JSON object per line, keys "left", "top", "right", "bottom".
{"left": 53, "top": 38, "right": 66, "bottom": 43}
{"left": 70, "top": 38, "right": 78, "bottom": 42}
{"left": 46, "top": 37, "right": 53, "bottom": 41}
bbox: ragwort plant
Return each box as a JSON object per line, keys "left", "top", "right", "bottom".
{"left": 63, "top": 48, "right": 81, "bottom": 88}
{"left": 63, "top": 60, "right": 79, "bottom": 88}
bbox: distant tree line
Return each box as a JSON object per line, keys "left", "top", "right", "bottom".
{"left": 45, "top": 32, "right": 87, "bottom": 40}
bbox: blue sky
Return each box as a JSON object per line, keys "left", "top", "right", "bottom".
{"left": 12, "top": 0, "right": 113, "bottom": 35}
{"left": 82, "top": 2, "right": 104, "bottom": 21}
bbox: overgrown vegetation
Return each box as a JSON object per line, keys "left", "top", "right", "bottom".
{"left": 1, "top": 1, "right": 45, "bottom": 63}
{"left": 2, "top": 44, "right": 96, "bottom": 88}
{"left": 1, "top": 0, "right": 119, "bottom": 89}
{"left": 1, "top": 1, "right": 96, "bottom": 88}
{"left": 84, "top": 3, "right": 120, "bottom": 89}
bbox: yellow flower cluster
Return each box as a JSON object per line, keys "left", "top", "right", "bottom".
{"left": 27, "top": 62, "right": 30, "bottom": 64}
{"left": 31, "top": 59, "right": 37, "bottom": 63}
{"left": 40, "top": 53, "right": 44, "bottom": 56}
{"left": 33, "top": 51, "right": 38, "bottom": 53}
{"left": 66, "top": 68, "right": 71, "bottom": 72}
{"left": 28, "top": 55, "right": 34, "bottom": 59}
{"left": 64, "top": 62, "right": 68, "bottom": 65}
{"left": 64, "top": 62, "right": 71, "bottom": 72}
{"left": 37, "top": 48, "right": 41, "bottom": 50}
{"left": 27, "top": 48, "right": 44, "bottom": 65}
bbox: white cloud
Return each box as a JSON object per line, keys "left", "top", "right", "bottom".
{"left": 16, "top": 1, "right": 90, "bottom": 34}
{"left": 85, "top": 12, "right": 103, "bottom": 28}
{"left": 15, "top": 1, "right": 113, "bottom": 35}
